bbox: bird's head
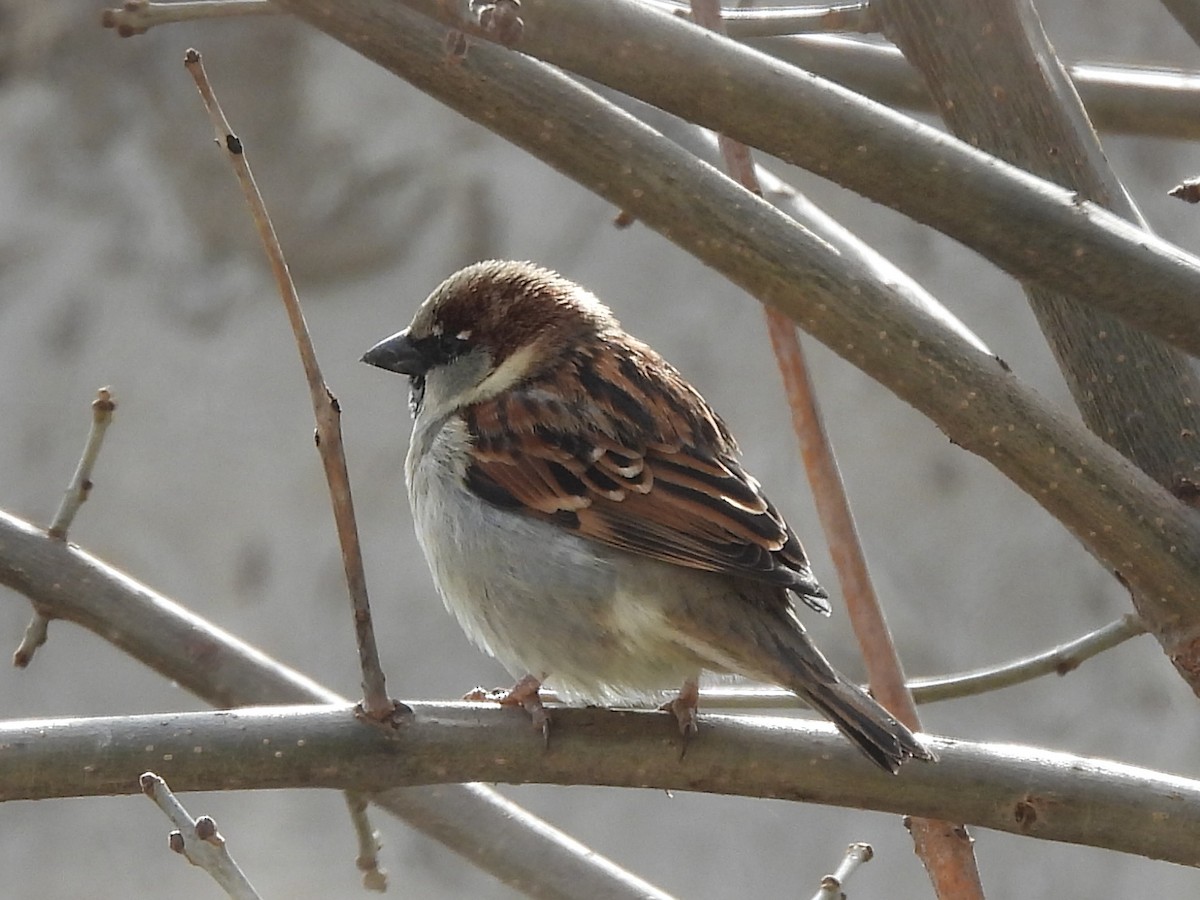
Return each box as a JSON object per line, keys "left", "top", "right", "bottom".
{"left": 361, "top": 260, "right": 616, "bottom": 419}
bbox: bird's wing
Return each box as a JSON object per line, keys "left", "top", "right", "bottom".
{"left": 461, "top": 339, "right": 830, "bottom": 613}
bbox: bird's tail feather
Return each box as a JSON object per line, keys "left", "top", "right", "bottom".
{"left": 796, "top": 676, "right": 935, "bottom": 774}
{"left": 682, "top": 605, "right": 936, "bottom": 773}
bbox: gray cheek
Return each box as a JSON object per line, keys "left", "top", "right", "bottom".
{"left": 415, "top": 349, "right": 493, "bottom": 423}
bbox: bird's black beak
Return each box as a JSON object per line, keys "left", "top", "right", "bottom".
{"left": 361, "top": 329, "right": 428, "bottom": 376}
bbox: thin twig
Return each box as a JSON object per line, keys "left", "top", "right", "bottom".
{"left": 48, "top": 387, "right": 117, "bottom": 540}
{"left": 14, "top": 388, "right": 118, "bottom": 668}
{"left": 97, "top": 3, "right": 1200, "bottom": 142}
{"left": 810, "top": 842, "right": 873, "bottom": 900}
{"left": 696, "top": 613, "right": 1150, "bottom": 708}
{"left": 11, "top": 614, "right": 49, "bottom": 670}
{"left": 907, "top": 614, "right": 1147, "bottom": 702}
{"left": 1169, "top": 177, "right": 1200, "bottom": 204}
{"left": 101, "top": 0, "right": 276, "bottom": 36}
{"left": 346, "top": 792, "right": 388, "bottom": 892}
{"left": 141, "top": 772, "right": 262, "bottom": 900}
{"left": 686, "top": 2, "right": 980, "bottom": 898}
{"left": 181, "top": 49, "right": 397, "bottom": 722}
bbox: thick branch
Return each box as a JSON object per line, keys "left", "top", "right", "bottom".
{"left": 3, "top": 703, "right": 1200, "bottom": 868}
{"left": 877, "top": 0, "right": 1200, "bottom": 686}
{"left": 1160, "top": 0, "right": 1200, "bottom": 48}
{"left": 376, "top": 0, "right": 1200, "bottom": 362}
{"left": 755, "top": 36, "right": 1200, "bottom": 142}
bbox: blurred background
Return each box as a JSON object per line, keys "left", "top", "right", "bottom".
{"left": 1, "top": 1, "right": 1198, "bottom": 896}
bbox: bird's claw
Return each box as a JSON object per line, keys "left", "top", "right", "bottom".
{"left": 661, "top": 678, "right": 700, "bottom": 758}
{"left": 465, "top": 675, "right": 550, "bottom": 746}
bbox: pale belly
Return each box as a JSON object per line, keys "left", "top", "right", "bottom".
{"left": 407, "top": 426, "right": 712, "bottom": 703}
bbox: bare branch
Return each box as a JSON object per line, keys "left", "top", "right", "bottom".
{"left": 1170, "top": 177, "right": 1200, "bottom": 203}
{"left": 652, "top": 0, "right": 879, "bottom": 35}
{"left": 14, "top": 388, "right": 118, "bottom": 668}
{"left": 810, "top": 843, "right": 873, "bottom": 900}
{"left": 908, "top": 614, "right": 1148, "bottom": 702}
{"left": 4, "top": 704, "right": 1200, "bottom": 869}
{"left": 878, "top": 0, "right": 1200, "bottom": 695}
{"left": 346, "top": 792, "right": 387, "bottom": 892}
{"left": 98, "top": 2, "right": 1200, "bottom": 142}
{"left": 141, "top": 772, "right": 262, "bottom": 900}
{"left": 699, "top": 613, "right": 1149, "bottom": 709}
{"left": 101, "top": 0, "right": 276, "bottom": 36}
{"left": 48, "top": 387, "right": 117, "bottom": 540}
{"left": 1159, "top": 0, "right": 1200, "bottom": 49}
{"left": 756, "top": 37, "right": 1200, "bottom": 142}
{"left": 10, "top": 614, "right": 49, "bottom": 670}
{"left": 182, "top": 48, "right": 396, "bottom": 722}
{"left": 384, "top": 0, "right": 1200, "bottom": 361}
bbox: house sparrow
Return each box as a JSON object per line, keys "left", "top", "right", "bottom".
{"left": 362, "top": 260, "right": 933, "bottom": 773}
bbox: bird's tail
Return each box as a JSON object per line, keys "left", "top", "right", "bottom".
{"left": 682, "top": 603, "right": 935, "bottom": 773}
{"left": 795, "top": 673, "right": 935, "bottom": 774}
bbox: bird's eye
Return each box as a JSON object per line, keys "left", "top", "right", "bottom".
{"left": 410, "top": 331, "right": 472, "bottom": 368}
{"left": 437, "top": 331, "right": 471, "bottom": 361}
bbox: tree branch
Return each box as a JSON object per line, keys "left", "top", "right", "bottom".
{"left": 878, "top": 0, "right": 1200, "bottom": 689}
{"left": 99, "top": 4, "right": 1200, "bottom": 141}
{"left": 183, "top": 48, "right": 396, "bottom": 720}
{"left": 652, "top": 0, "right": 880, "bottom": 35}
{"left": 376, "top": 0, "right": 1200, "bottom": 361}
{"left": 696, "top": 613, "right": 1148, "bottom": 708}
{"left": 1159, "top": 0, "right": 1200, "bottom": 49}
{"left": 141, "top": 772, "right": 262, "bottom": 900}
{"left": 4, "top": 703, "right": 1200, "bottom": 868}
{"left": 755, "top": 36, "right": 1200, "bottom": 142}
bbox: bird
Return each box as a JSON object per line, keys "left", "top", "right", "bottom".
{"left": 362, "top": 259, "right": 934, "bottom": 773}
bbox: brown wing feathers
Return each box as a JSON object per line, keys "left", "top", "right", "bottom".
{"left": 462, "top": 340, "right": 830, "bottom": 611}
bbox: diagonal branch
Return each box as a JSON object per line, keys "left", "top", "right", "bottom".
{"left": 877, "top": 0, "right": 1200, "bottom": 687}
{"left": 98, "top": 4, "right": 1200, "bottom": 142}
{"left": 141, "top": 772, "right": 262, "bottom": 900}
{"left": 385, "top": 0, "right": 1200, "bottom": 360}
{"left": 756, "top": 36, "right": 1200, "bottom": 141}
{"left": 14, "top": 388, "right": 117, "bottom": 668}
{"left": 183, "top": 48, "right": 395, "bottom": 720}
{"left": 1160, "top": 0, "right": 1200, "bottom": 49}
{"left": 651, "top": 0, "right": 880, "bottom": 35}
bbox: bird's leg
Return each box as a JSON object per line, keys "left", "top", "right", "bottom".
{"left": 661, "top": 676, "right": 700, "bottom": 747}
{"left": 464, "top": 674, "right": 550, "bottom": 744}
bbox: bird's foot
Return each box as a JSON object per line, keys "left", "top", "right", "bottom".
{"left": 660, "top": 677, "right": 700, "bottom": 757}
{"left": 464, "top": 674, "right": 550, "bottom": 745}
